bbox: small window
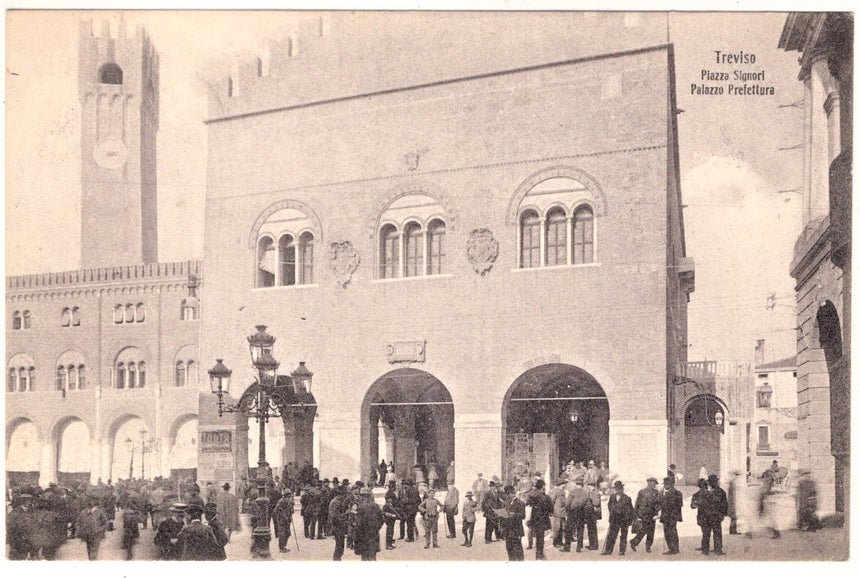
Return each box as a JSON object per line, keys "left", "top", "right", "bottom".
{"left": 128, "top": 362, "right": 138, "bottom": 389}
{"left": 572, "top": 206, "right": 594, "bottom": 265}
{"left": 56, "top": 366, "right": 68, "bottom": 390}
{"left": 404, "top": 222, "right": 423, "bottom": 277}
{"left": 71, "top": 307, "right": 81, "bottom": 326}
{"left": 136, "top": 303, "right": 146, "bottom": 323}
{"left": 22, "top": 311, "right": 31, "bottom": 329}
{"left": 125, "top": 304, "right": 135, "bottom": 323}
{"left": 12, "top": 311, "right": 22, "bottom": 330}
{"left": 757, "top": 390, "right": 772, "bottom": 408}
{"left": 8, "top": 368, "right": 17, "bottom": 392}
{"left": 380, "top": 225, "right": 400, "bottom": 279}
{"left": 61, "top": 308, "right": 72, "bottom": 327}
{"left": 279, "top": 234, "right": 296, "bottom": 286}
{"left": 116, "top": 363, "right": 126, "bottom": 389}
{"left": 77, "top": 365, "right": 86, "bottom": 390}
{"left": 545, "top": 207, "right": 568, "bottom": 266}
{"left": 520, "top": 210, "right": 541, "bottom": 268}
{"left": 299, "top": 232, "right": 314, "bottom": 284}
{"left": 257, "top": 236, "right": 276, "bottom": 287}
{"left": 98, "top": 62, "right": 123, "bottom": 85}
{"left": 114, "top": 305, "right": 124, "bottom": 324}
{"left": 175, "top": 361, "right": 186, "bottom": 387}
{"left": 427, "top": 220, "right": 446, "bottom": 275}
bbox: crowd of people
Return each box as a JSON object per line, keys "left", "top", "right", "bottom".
{"left": 6, "top": 458, "right": 824, "bottom": 561}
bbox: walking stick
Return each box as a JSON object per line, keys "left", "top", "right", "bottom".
{"left": 291, "top": 516, "right": 300, "bottom": 551}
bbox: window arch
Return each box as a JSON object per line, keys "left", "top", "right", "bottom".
{"left": 379, "top": 224, "right": 400, "bottom": 279}
{"left": 299, "top": 232, "right": 314, "bottom": 284}
{"left": 181, "top": 298, "right": 200, "bottom": 320}
{"left": 257, "top": 236, "right": 276, "bottom": 288}
{"left": 174, "top": 344, "right": 198, "bottom": 387}
{"left": 136, "top": 303, "right": 146, "bottom": 323}
{"left": 572, "top": 205, "right": 594, "bottom": 265}
{"left": 71, "top": 306, "right": 80, "bottom": 326}
{"left": 22, "top": 310, "right": 31, "bottom": 329}
{"left": 115, "top": 347, "right": 145, "bottom": 389}
{"left": 278, "top": 234, "right": 296, "bottom": 286}
{"left": 375, "top": 192, "right": 451, "bottom": 279}
{"left": 520, "top": 210, "right": 541, "bottom": 268}
{"left": 12, "top": 311, "right": 22, "bottom": 330}
{"left": 125, "top": 303, "right": 135, "bottom": 323}
{"left": 56, "top": 350, "right": 86, "bottom": 391}
{"left": 404, "top": 222, "right": 423, "bottom": 277}
{"left": 61, "top": 308, "right": 72, "bottom": 327}
{"left": 7, "top": 354, "right": 35, "bottom": 392}
{"left": 114, "top": 304, "right": 124, "bottom": 324}
{"left": 98, "top": 62, "right": 123, "bottom": 84}
{"left": 427, "top": 219, "right": 446, "bottom": 275}
{"left": 253, "top": 203, "right": 319, "bottom": 288}
{"left": 545, "top": 207, "right": 568, "bottom": 266}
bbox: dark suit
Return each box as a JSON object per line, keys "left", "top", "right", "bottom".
{"left": 659, "top": 487, "right": 684, "bottom": 554}
{"left": 481, "top": 490, "right": 502, "bottom": 542}
{"left": 526, "top": 490, "right": 553, "bottom": 559}
{"left": 603, "top": 491, "right": 635, "bottom": 554}
{"left": 630, "top": 486, "right": 660, "bottom": 551}
{"left": 700, "top": 486, "right": 728, "bottom": 553}
{"left": 502, "top": 495, "right": 526, "bottom": 561}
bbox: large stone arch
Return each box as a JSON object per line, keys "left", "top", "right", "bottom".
{"left": 505, "top": 165, "right": 608, "bottom": 226}
{"left": 360, "top": 368, "right": 454, "bottom": 487}
{"left": 501, "top": 363, "right": 610, "bottom": 483}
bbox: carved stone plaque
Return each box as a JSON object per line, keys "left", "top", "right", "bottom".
{"left": 387, "top": 340, "right": 426, "bottom": 363}
{"left": 467, "top": 228, "right": 499, "bottom": 275}
{"left": 329, "top": 240, "right": 360, "bottom": 288}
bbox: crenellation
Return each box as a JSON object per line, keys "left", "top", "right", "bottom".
{"left": 6, "top": 260, "right": 202, "bottom": 291}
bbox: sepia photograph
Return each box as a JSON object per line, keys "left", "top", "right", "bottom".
{"left": 3, "top": 4, "right": 853, "bottom": 566}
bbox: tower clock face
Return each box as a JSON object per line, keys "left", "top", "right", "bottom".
{"left": 92, "top": 137, "right": 128, "bottom": 169}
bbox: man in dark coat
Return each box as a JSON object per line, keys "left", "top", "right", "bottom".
{"left": 582, "top": 480, "right": 602, "bottom": 550}
{"left": 272, "top": 490, "right": 294, "bottom": 553}
{"left": 401, "top": 479, "right": 421, "bottom": 542}
{"left": 353, "top": 487, "right": 384, "bottom": 561}
{"left": 301, "top": 482, "right": 321, "bottom": 539}
{"left": 176, "top": 504, "right": 221, "bottom": 560}
{"left": 501, "top": 485, "right": 526, "bottom": 561}
{"left": 154, "top": 504, "right": 185, "bottom": 560}
{"left": 121, "top": 506, "right": 141, "bottom": 560}
{"left": 76, "top": 498, "right": 109, "bottom": 560}
{"left": 630, "top": 476, "right": 661, "bottom": 553}
{"left": 562, "top": 476, "right": 587, "bottom": 552}
{"left": 6, "top": 494, "right": 35, "bottom": 559}
{"left": 602, "top": 480, "right": 635, "bottom": 556}
{"left": 481, "top": 482, "right": 502, "bottom": 543}
{"left": 690, "top": 478, "right": 709, "bottom": 546}
{"left": 699, "top": 474, "right": 728, "bottom": 555}
{"left": 318, "top": 479, "right": 332, "bottom": 538}
{"left": 328, "top": 485, "right": 351, "bottom": 561}
{"left": 204, "top": 502, "right": 229, "bottom": 560}
{"left": 526, "top": 479, "right": 553, "bottom": 560}
{"left": 796, "top": 470, "right": 823, "bottom": 532}
{"left": 659, "top": 476, "right": 683, "bottom": 555}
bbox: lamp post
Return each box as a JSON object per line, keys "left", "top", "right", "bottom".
{"left": 209, "top": 325, "right": 313, "bottom": 560}
{"left": 124, "top": 437, "right": 135, "bottom": 480}
{"left": 125, "top": 431, "right": 158, "bottom": 480}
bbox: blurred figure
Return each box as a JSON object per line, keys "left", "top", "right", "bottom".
{"left": 76, "top": 498, "right": 109, "bottom": 560}
{"left": 461, "top": 491, "right": 477, "bottom": 546}
{"left": 796, "top": 470, "right": 823, "bottom": 532}
{"left": 727, "top": 470, "right": 742, "bottom": 534}
{"left": 353, "top": 487, "right": 384, "bottom": 561}
{"left": 659, "top": 477, "right": 683, "bottom": 555}
{"left": 629, "top": 476, "right": 660, "bottom": 554}
{"left": 216, "top": 482, "right": 240, "bottom": 539}
{"left": 121, "top": 505, "right": 141, "bottom": 560}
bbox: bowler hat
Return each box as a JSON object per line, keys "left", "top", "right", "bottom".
{"left": 613, "top": 481, "right": 624, "bottom": 490}
{"left": 169, "top": 502, "right": 187, "bottom": 513}
{"left": 465, "top": 491, "right": 474, "bottom": 497}
{"left": 646, "top": 476, "right": 658, "bottom": 483}
{"left": 707, "top": 474, "right": 719, "bottom": 484}
{"left": 204, "top": 502, "right": 217, "bottom": 512}
{"left": 503, "top": 484, "right": 515, "bottom": 494}
{"left": 663, "top": 477, "right": 674, "bottom": 485}
{"left": 223, "top": 483, "right": 231, "bottom": 490}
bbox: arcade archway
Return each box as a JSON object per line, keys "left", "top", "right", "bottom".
{"left": 502, "top": 364, "right": 609, "bottom": 483}
{"left": 6, "top": 418, "right": 40, "bottom": 486}
{"left": 817, "top": 300, "right": 848, "bottom": 512}
{"left": 682, "top": 394, "right": 726, "bottom": 483}
{"left": 361, "top": 369, "right": 454, "bottom": 487}
{"left": 54, "top": 417, "right": 91, "bottom": 486}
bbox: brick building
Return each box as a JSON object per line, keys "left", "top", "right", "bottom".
{"left": 197, "top": 12, "right": 694, "bottom": 487}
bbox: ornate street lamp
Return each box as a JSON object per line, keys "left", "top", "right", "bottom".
{"left": 715, "top": 411, "right": 725, "bottom": 428}
{"left": 208, "top": 325, "right": 312, "bottom": 560}
{"left": 124, "top": 437, "right": 134, "bottom": 480}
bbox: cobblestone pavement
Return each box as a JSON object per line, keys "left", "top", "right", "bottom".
{"left": 42, "top": 490, "right": 848, "bottom": 562}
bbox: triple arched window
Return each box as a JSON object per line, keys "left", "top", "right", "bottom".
{"left": 377, "top": 193, "right": 449, "bottom": 279}
{"left": 7, "top": 354, "right": 35, "bottom": 392}
{"left": 55, "top": 351, "right": 87, "bottom": 391}
{"left": 114, "top": 347, "right": 146, "bottom": 389}
{"left": 516, "top": 176, "right": 597, "bottom": 269}
{"left": 255, "top": 206, "right": 317, "bottom": 288}
{"left": 114, "top": 303, "right": 146, "bottom": 324}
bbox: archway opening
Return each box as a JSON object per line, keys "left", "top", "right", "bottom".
{"left": 683, "top": 395, "right": 726, "bottom": 483}
{"left": 502, "top": 363, "right": 609, "bottom": 484}
{"left": 108, "top": 415, "right": 154, "bottom": 482}
{"left": 168, "top": 415, "right": 199, "bottom": 481}
{"left": 817, "top": 300, "right": 848, "bottom": 513}
{"left": 56, "top": 418, "right": 91, "bottom": 486}
{"left": 6, "top": 419, "right": 40, "bottom": 486}
{"left": 362, "top": 369, "right": 454, "bottom": 488}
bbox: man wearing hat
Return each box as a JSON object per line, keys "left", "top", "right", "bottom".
{"left": 461, "top": 490, "right": 478, "bottom": 546}
{"left": 353, "top": 487, "right": 385, "bottom": 561}
{"left": 630, "top": 477, "right": 661, "bottom": 553}
{"left": 659, "top": 476, "right": 683, "bottom": 555}
{"left": 216, "top": 482, "right": 240, "bottom": 539}
{"left": 318, "top": 478, "right": 332, "bottom": 539}
{"left": 481, "top": 481, "right": 502, "bottom": 543}
{"left": 550, "top": 478, "right": 568, "bottom": 548}
{"left": 76, "top": 497, "right": 109, "bottom": 560}
{"left": 204, "top": 502, "right": 229, "bottom": 560}
{"left": 272, "top": 489, "right": 295, "bottom": 553}
{"left": 562, "top": 476, "right": 587, "bottom": 552}
{"left": 699, "top": 474, "right": 728, "bottom": 555}
{"left": 401, "top": 478, "right": 421, "bottom": 542}
{"left": 501, "top": 485, "right": 526, "bottom": 561}
{"left": 328, "top": 485, "right": 351, "bottom": 561}
{"left": 582, "top": 479, "right": 602, "bottom": 551}
{"left": 7, "top": 493, "right": 35, "bottom": 560}
{"left": 443, "top": 480, "right": 460, "bottom": 539}
{"left": 602, "top": 481, "right": 635, "bottom": 555}
{"left": 155, "top": 503, "right": 185, "bottom": 559}
{"left": 526, "top": 479, "right": 553, "bottom": 560}
{"left": 472, "top": 473, "right": 489, "bottom": 506}
{"left": 177, "top": 503, "right": 222, "bottom": 560}
{"left": 418, "top": 488, "right": 443, "bottom": 549}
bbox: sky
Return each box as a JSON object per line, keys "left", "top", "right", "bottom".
{"left": 5, "top": 9, "right": 809, "bottom": 366}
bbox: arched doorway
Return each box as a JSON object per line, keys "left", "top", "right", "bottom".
{"left": 817, "top": 300, "right": 848, "bottom": 513}
{"left": 361, "top": 369, "right": 454, "bottom": 487}
{"left": 55, "top": 417, "right": 91, "bottom": 486}
{"left": 168, "top": 415, "right": 199, "bottom": 481}
{"left": 6, "top": 418, "right": 40, "bottom": 486}
{"left": 683, "top": 395, "right": 726, "bottom": 483}
{"left": 502, "top": 364, "right": 609, "bottom": 483}
{"left": 107, "top": 415, "right": 156, "bottom": 481}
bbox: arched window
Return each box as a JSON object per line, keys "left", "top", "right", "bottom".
{"left": 56, "top": 366, "right": 69, "bottom": 390}
{"left": 138, "top": 362, "right": 146, "bottom": 387}
{"left": 8, "top": 354, "right": 35, "bottom": 392}
{"left": 572, "top": 205, "right": 594, "bottom": 265}
{"left": 56, "top": 351, "right": 86, "bottom": 391}
{"left": 380, "top": 225, "right": 400, "bottom": 279}
{"left": 24, "top": 368, "right": 34, "bottom": 391}
{"left": 12, "top": 311, "right": 22, "bottom": 330}
{"left": 114, "top": 304, "right": 124, "bottom": 324}
{"left": 61, "top": 308, "right": 72, "bottom": 327}
{"left": 125, "top": 304, "right": 135, "bottom": 323}
{"left": 128, "top": 362, "right": 138, "bottom": 389}
{"left": 22, "top": 311, "right": 31, "bottom": 329}
{"left": 545, "top": 207, "right": 568, "bottom": 266}
{"left": 520, "top": 210, "right": 541, "bottom": 268}
{"left": 427, "top": 219, "right": 446, "bottom": 275}
{"left": 115, "top": 347, "right": 145, "bottom": 389}
{"left": 279, "top": 234, "right": 296, "bottom": 286}
{"left": 8, "top": 368, "right": 16, "bottom": 392}
{"left": 257, "top": 236, "right": 276, "bottom": 287}
{"left": 299, "top": 232, "right": 314, "bottom": 284}
{"left": 175, "top": 361, "right": 186, "bottom": 387}
{"left": 116, "top": 362, "right": 126, "bottom": 389}
{"left": 98, "top": 62, "right": 123, "bottom": 84}
{"left": 136, "top": 303, "right": 146, "bottom": 323}
{"left": 77, "top": 365, "right": 86, "bottom": 390}
{"left": 404, "top": 222, "right": 423, "bottom": 277}
{"left": 71, "top": 307, "right": 81, "bottom": 326}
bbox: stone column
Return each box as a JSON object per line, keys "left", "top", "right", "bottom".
{"left": 454, "top": 413, "right": 503, "bottom": 485}
{"left": 608, "top": 420, "right": 668, "bottom": 484}
{"left": 38, "top": 441, "right": 57, "bottom": 487}
{"left": 89, "top": 439, "right": 103, "bottom": 485}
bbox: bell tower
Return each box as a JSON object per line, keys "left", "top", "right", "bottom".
{"left": 78, "top": 18, "right": 159, "bottom": 268}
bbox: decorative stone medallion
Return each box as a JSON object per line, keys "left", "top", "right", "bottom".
{"left": 467, "top": 228, "right": 500, "bottom": 276}
{"left": 329, "top": 240, "right": 360, "bottom": 288}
